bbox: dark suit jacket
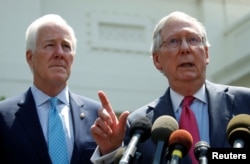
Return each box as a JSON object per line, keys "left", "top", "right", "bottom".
{"left": 126, "top": 81, "right": 250, "bottom": 164}
{"left": 0, "top": 88, "right": 101, "bottom": 164}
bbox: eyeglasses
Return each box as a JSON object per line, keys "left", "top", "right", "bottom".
{"left": 160, "top": 34, "right": 204, "bottom": 49}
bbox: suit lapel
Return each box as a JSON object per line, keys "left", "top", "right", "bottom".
{"left": 149, "top": 88, "right": 176, "bottom": 123}
{"left": 206, "top": 82, "right": 233, "bottom": 147}
{"left": 69, "top": 92, "right": 85, "bottom": 164}
{"left": 16, "top": 89, "right": 51, "bottom": 163}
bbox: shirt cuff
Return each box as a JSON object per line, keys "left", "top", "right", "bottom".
{"left": 90, "top": 145, "right": 121, "bottom": 164}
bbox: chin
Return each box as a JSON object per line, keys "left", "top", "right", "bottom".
{"left": 53, "top": 74, "right": 68, "bottom": 82}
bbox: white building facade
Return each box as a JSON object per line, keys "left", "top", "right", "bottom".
{"left": 1, "top": 0, "right": 250, "bottom": 112}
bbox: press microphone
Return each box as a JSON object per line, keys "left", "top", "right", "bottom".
{"left": 226, "top": 114, "right": 250, "bottom": 148}
{"left": 194, "top": 141, "right": 210, "bottom": 164}
{"left": 168, "top": 129, "right": 193, "bottom": 164}
{"left": 119, "top": 116, "right": 152, "bottom": 164}
{"left": 151, "top": 115, "right": 179, "bottom": 164}
{"left": 115, "top": 147, "right": 126, "bottom": 164}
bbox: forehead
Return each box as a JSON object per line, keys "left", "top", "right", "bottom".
{"left": 161, "top": 17, "right": 202, "bottom": 38}
{"left": 37, "top": 22, "right": 72, "bottom": 42}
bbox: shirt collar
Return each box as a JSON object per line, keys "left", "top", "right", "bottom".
{"left": 170, "top": 84, "right": 207, "bottom": 113}
{"left": 31, "top": 85, "right": 69, "bottom": 107}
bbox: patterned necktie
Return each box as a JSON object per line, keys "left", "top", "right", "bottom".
{"left": 48, "top": 97, "right": 69, "bottom": 164}
{"left": 179, "top": 96, "right": 200, "bottom": 164}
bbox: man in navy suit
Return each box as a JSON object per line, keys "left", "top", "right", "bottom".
{"left": 90, "top": 11, "right": 250, "bottom": 164}
{"left": 0, "top": 14, "right": 101, "bottom": 164}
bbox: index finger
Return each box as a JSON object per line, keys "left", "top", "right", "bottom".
{"left": 98, "top": 91, "right": 111, "bottom": 109}
{"left": 98, "top": 90, "right": 117, "bottom": 122}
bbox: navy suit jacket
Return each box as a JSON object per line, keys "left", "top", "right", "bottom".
{"left": 0, "top": 88, "right": 101, "bottom": 164}
{"left": 126, "top": 81, "right": 250, "bottom": 164}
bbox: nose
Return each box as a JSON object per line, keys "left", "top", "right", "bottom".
{"left": 54, "top": 45, "right": 64, "bottom": 58}
{"left": 180, "top": 38, "right": 190, "bottom": 54}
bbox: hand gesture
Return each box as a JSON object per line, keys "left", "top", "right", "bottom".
{"left": 91, "top": 91, "right": 129, "bottom": 155}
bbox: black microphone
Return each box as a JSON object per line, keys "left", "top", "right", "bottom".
{"left": 151, "top": 115, "right": 179, "bottom": 164}
{"left": 119, "top": 117, "right": 152, "bottom": 164}
{"left": 194, "top": 141, "right": 210, "bottom": 164}
{"left": 168, "top": 129, "right": 193, "bottom": 164}
{"left": 226, "top": 114, "right": 250, "bottom": 148}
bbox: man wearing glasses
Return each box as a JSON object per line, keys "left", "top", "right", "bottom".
{"left": 90, "top": 11, "right": 250, "bottom": 164}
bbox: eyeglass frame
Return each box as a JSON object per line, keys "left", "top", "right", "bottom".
{"left": 159, "top": 33, "right": 205, "bottom": 49}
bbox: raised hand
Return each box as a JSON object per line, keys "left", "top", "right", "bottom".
{"left": 90, "top": 90, "right": 130, "bottom": 155}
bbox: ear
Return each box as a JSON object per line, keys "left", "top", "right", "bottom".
{"left": 205, "top": 46, "right": 209, "bottom": 65}
{"left": 26, "top": 50, "right": 34, "bottom": 68}
{"left": 152, "top": 52, "right": 163, "bottom": 71}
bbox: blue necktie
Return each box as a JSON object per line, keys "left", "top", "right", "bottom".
{"left": 48, "top": 97, "right": 69, "bottom": 164}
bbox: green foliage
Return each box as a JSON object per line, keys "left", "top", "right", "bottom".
{"left": 0, "top": 96, "right": 5, "bottom": 101}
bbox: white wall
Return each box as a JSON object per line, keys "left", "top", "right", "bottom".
{"left": 1, "top": 0, "right": 250, "bottom": 112}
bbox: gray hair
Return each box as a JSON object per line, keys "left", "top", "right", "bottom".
{"left": 25, "top": 14, "right": 77, "bottom": 53}
{"left": 150, "top": 11, "right": 210, "bottom": 54}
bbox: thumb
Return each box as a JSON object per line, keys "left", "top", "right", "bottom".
{"left": 118, "top": 111, "right": 130, "bottom": 130}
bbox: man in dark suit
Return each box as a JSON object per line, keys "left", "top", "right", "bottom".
{"left": 0, "top": 14, "right": 100, "bottom": 164}
{"left": 126, "top": 81, "right": 250, "bottom": 163}
{"left": 90, "top": 11, "right": 250, "bottom": 164}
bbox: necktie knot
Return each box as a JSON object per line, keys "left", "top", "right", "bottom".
{"left": 49, "top": 97, "right": 58, "bottom": 109}
{"left": 182, "top": 96, "right": 194, "bottom": 107}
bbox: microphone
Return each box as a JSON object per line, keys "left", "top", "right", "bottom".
{"left": 168, "top": 129, "right": 193, "bottom": 164}
{"left": 115, "top": 147, "right": 126, "bottom": 164}
{"left": 151, "top": 115, "right": 179, "bottom": 164}
{"left": 226, "top": 114, "right": 250, "bottom": 148}
{"left": 115, "top": 147, "right": 142, "bottom": 164}
{"left": 194, "top": 141, "right": 210, "bottom": 164}
{"left": 119, "top": 116, "right": 152, "bottom": 164}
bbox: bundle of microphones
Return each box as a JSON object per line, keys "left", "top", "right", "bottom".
{"left": 115, "top": 114, "right": 250, "bottom": 164}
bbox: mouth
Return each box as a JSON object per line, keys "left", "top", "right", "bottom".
{"left": 50, "top": 65, "right": 65, "bottom": 68}
{"left": 179, "top": 63, "right": 194, "bottom": 67}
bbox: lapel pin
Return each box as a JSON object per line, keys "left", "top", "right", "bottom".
{"left": 80, "top": 112, "right": 85, "bottom": 119}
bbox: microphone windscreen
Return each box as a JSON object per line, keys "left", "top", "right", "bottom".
{"left": 151, "top": 115, "right": 179, "bottom": 144}
{"left": 194, "top": 140, "right": 210, "bottom": 150}
{"left": 130, "top": 116, "right": 152, "bottom": 143}
{"left": 226, "top": 114, "right": 250, "bottom": 147}
{"left": 168, "top": 129, "right": 193, "bottom": 156}
{"left": 194, "top": 141, "right": 210, "bottom": 160}
{"left": 114, "top": 147, "right": 125, "bottom": 164}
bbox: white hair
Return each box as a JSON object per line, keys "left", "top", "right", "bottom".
{"left": 150, "top": 11, "right": 210, "bottom": 54}
{"left": 25, "top": 14, "right": 77, "bottom": 53}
